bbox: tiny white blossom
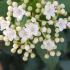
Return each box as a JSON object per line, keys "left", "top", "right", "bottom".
{"left": 3, "top": 28, "right": 17, "bottom": 41}
{"left": 0, "top": 19, "right": 9, "bottom": 31}
{"left": 44, "top": 2, "right": 55, "bottom": 20}
{"left": 26, "top": 22, "right": 39, "bottom": 36}
{"left": 13, "top": 5, "right": 26, "bottom": 21}
{"left": 56, "top": 18, "right": 67, "bottom": 31}
{"left": 19, "top": 27, "right": 32, "bottom": 42}
{"left": 42, "top": 39, "right": 57, "bottom": 51}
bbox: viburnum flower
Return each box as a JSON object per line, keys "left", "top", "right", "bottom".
{"left": 12, "top": 5, "right": 26, "bottom": 21}
{"left": 19, "top": 27, "right": 32, "bottom": 43}
{"left": 0, "top": 19, "right": 10, "bottom": 31}
{"left": 44, "top": 2, "right": 55, "bottom": 20}
{"left": 42, "top": 39, "right": 57, "bottom": 51}
{"left": 3, "top": 28, "right": 17, "bottom": 41}
{"left": 56, "top": 18, "right": 67, "bottom": 31}
{"left": 25, "top": 22, "right": 39, "bottom": 36}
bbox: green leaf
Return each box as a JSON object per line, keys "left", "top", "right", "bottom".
{"left": 0, "top": 0, "right": 7, "bottom": 17}
{"left": 20, "top": 16, "right": 27, "bottom": 26}
{"left": 64, "top": 30, "right": 70, "bottom": 52}
{"left": 0, "top": 42, "right": 12, "bottom": 55}
{"left": 60, "top": 60, "right": 70, "bottom": 70}
{"left": 24, "top": 58, "right": 39, "bottom": 70}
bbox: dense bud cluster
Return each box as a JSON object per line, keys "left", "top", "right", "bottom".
{"left": 0, "top": 0, "right": 70, "bottom": 61}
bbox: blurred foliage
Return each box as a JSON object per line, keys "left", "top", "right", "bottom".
{"left": 0, "top": 0, "right": 7, "bottom": 17}
{"left": 0, "top": 0, "right": 70, "bottom": 70}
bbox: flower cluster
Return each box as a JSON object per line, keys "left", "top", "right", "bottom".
{"left": 0, "top": 0, "right": 70, "bottom": 61}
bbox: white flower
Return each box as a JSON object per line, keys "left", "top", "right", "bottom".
{"left": 44, "top": 2, "right": 55, "bottom": 20}
{"left": 0, "top": 19, "right": 9, "bottom": 31}
{"left": 3, "top": 28, "right": 17, "bottom": 41}
{"left": 42, "top": 39, "right": 57, "bottom": 51}
{"left": 19, "top": 22, "right": 39, "bottom": 43}
{"left": 19, "top": 27, "right": 32, "bottom": 43}
{"left": 26, "top": 22, "right": 39, "bottom": 36}
{"left": 13, "top": 5, "right": 26, "bottom": 21}
{"left": 56, "top": 18, "right": 67, "bottom": 31}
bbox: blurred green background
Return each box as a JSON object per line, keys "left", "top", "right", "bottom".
{"left": 0, "top": 0, "right": 70, "bottom": 70}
